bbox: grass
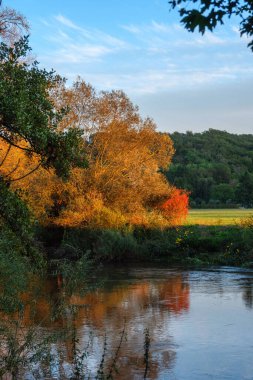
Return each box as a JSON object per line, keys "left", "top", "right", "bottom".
{"left": 186, "top": 209, "right": 253, "bottom": 226}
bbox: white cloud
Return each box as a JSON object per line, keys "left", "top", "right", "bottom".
{"left": 151, "top": 21, "right": 171, "bottom": 33}
{"left": 41, "top": 15, "right": 130, "bottom": 66}
{"left": 54, "top": 14, "right": 127, "bottom": 48}
{"left": 38, "top": 16, "right": 253, "bottom": 97}
{"left": 55, "top": 14, "right": 81, "bottom": 30}
{"left": 197, "top": 32, "right": 226, "bottom": 45}
{"left": 121, "top": 24, "right": 141, "bottom": 34}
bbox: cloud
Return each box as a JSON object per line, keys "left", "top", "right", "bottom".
{"left": 34, "top": 13, "right": 253, "bottom": 134}
{"left": 38, "top": 16, "right": 253, "bottom": 98}
{"left": 54, "top": 14, "right": 128, "bottom": 48}
{"left": 121, "top": 24, "right": 141, "bottom": 34}
{"left": 40, "top": 14, "right": 130, "bottom": 66}
{"left": 55, "top": 14, "right": 81, "bottom": 30}
{"left": 122, "top": 21, "right": 228, "bottom": 48}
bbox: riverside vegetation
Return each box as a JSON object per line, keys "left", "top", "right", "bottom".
{"left": 1, "top": 3, "right": 253, "bottom": 378}
{"left": 0, "top": 6, "right": 186, "bottom": 378}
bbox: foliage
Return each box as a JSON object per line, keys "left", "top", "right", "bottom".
{"left": 92, "top": 229, "right": 139, "bottom": 261}
{"left": 169, "top": 0, "right": 253, "bottom": 51}
{"left": 40, "top": 224, "right": 253, "bottom": 266}
{"left": 0, "top": 179, "right": 33, "bottom": 243}
{"left": 165, "top": 129, "right": 253, "bottom": 207}
{"left": 59, "top": 79, "right": 175, "bottom": 216}
{"left": 240, "top": 215, "right": 253, "bottom": 228}
{"left": 236, "top": 172, "right": 253, "bottom": 207}
{"left": 2, "top": 78, "right": 178, "bottom": 229}
{"left": 160, "top": 188, "right": 189, "bottom": 224}
{"left": 0, "top": 37, "right": 87, "bottom": 251}
{"left": 0, "top": 37, "right": 86, "bottom": 179}
{"left": 0, "top": 227, "right": 31, "bottom": 313}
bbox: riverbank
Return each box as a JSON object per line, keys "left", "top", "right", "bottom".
{"left": 37, "top": 224, "right": 253, "bottom": 267}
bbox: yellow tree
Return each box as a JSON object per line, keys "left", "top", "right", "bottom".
{"left": 4, "top": 78, "right": 176, "bottom": 229}
{"left": 46, "top": 80, "right": 175, "bottom": 227}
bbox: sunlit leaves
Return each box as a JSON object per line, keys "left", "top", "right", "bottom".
{"left": 160, "top": 189, "right": 189, "bottom": 224}
{"left": 0, "top": 38, "right": 87, "bottom": 178}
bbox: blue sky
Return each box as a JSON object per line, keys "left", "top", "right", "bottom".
{"left": 6, "top": 0, "right": 253, "bottom": 133}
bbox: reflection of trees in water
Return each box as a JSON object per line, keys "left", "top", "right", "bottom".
{"left": 1, "top": 272, "right": 189, "bottom": 379}
{"left": 50, "top": 274, "right": 189, "bottom": 378}
{"left": 241, "top": 279, "right": 253, "bottom": 309}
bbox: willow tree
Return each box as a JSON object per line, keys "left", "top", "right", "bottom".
{"left": 27, "top": 79, "right": 175, "bottom": 228}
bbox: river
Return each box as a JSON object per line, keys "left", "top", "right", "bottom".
{"left": 5, "top": 265, "right": 253, "bottom": 379}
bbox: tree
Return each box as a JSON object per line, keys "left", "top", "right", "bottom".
{"left": 211, "top": 183, "right": 235, "bottom": 204}
{"left": 60, "top": 81, "right": 175, "bottom": 215}
{"left": 0, "top": 2, "right": 29, "bottom": 44}
{"left": 236, "top": 171, "right": 253, "bottom": 207}
{"left": 0, "top": 37, "right": 86, "bottom": 179}
{"left": 167, "top": 129, "right": 253, "bottom": 207}
{"left": 17, "top": 79, "right": 177, "bottom": 228}
{"left": 168, "top": 0, "right": 253, "bottom": 51}
{"left": 0, "top": 38, "right": 86, "bottom": 242}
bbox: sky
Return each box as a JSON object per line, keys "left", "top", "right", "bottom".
{"left": 6, "top": 0, "right": 253, "bottom": 134}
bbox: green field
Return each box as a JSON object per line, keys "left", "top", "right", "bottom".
{"left": 186, "top": 209, "right": 253, "bottom": 225}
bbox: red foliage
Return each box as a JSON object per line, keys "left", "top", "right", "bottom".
{"left": 160, "top": 188, "right": 189, "bottom": 224}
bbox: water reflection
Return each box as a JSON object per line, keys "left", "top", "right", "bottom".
{"left": 18, "top": 271, "right": 189, "bottom": 378}
{"left": 240, "top": 280, "right": 253, "bottom": 310}
{"left": 2, "top": 267, "right": 253, "bottom": 379}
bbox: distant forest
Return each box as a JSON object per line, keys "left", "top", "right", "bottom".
{"left": 165, "top": 129, "right": 253, "bottom": 208}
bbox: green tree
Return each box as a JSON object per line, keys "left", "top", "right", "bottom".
{"left": 0, "top": 37, "right": 86, "bottom": 178}
{"left": 211, "top": 183, "right": 235, "bottom": 204}
{"left": 169, "top": 0, "right": 253, "bottom": 51}
{"left": 236, "top": 172, "right": 253, "bottom": 207}
{"left": 166, "top": 129, "right": 253, "bottom": 207}
{"left": 0, "top": 38, "right": 86, "bottom": 244}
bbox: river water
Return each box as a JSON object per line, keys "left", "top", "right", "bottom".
{"left": 17, "top": 266, "right": 253, "bottom": 379}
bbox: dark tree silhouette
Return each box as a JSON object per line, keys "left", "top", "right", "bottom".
{"left": 169, "top": 0, "right": 253, "bottom": 51}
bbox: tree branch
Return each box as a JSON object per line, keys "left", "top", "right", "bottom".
{"left": 10, "top": 162, "right": 41, "bottom": 182}
{"left": 0, "top": 143, "right": 11, "bottom": 167}
{"left": 5, "top": 158, "right": 20, "bottom": 177}
{"left": 0, "top": 135, "right": 33, "bottom": 153}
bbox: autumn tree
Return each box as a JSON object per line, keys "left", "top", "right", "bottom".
{"left": 0, "top": 38, "right": 86, "bottom": 242}
{"left": 29, "top": 79, "right": 176, "bottom": 228}
{"left": 4, "top": 75, "right": 186, "bottom": 229}
{"left": 169, "top": 0, "right": 253, "bottom": 51}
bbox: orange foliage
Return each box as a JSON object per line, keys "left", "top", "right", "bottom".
{"left": 160, "top": 188, "right": 189, "bottom": 225}
{"left": 0, "top": 77, "right": 191, "bottom": 229}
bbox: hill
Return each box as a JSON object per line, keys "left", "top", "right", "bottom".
{"left": 165, "top": 129, "right": 253, "bottom": 208}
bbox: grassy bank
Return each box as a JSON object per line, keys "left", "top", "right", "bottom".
{"left": 186, "top": 209, "right": 253, "bottom": 225}
{"left": 37, "top": 223, "right": 253, "bottom": 267}
{"left": 2, "top": 216, "right": 253, "bottom": 269}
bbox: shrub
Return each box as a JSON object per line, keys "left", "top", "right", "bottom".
{"left": 160, "top": 189, "right": 189, "bottom": 225}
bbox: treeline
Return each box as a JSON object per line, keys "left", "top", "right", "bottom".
{"left": 165, "top": 129, "right": 253, "bottom": 208}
